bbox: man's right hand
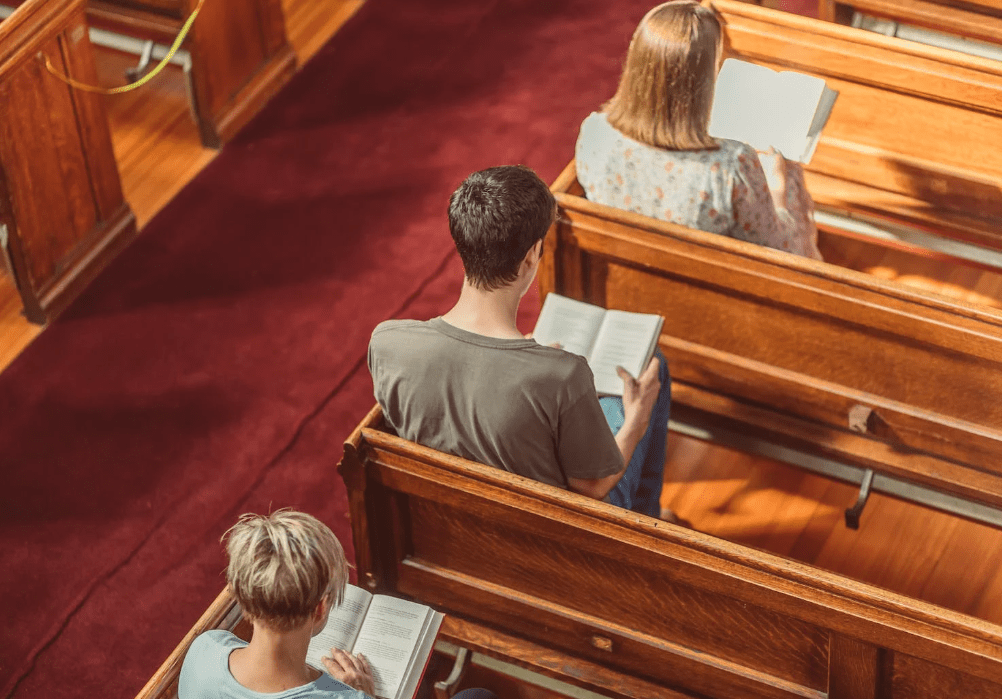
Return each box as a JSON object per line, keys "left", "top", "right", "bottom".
{"left": 322, "top": 648, "right": 376, "bottom": 696}
{"left": 616, "top": 357, "right": 660, "bottom": 432}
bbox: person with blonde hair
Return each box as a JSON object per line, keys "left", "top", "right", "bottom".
{"left": 179, "top": 509, "right": 373, "bottom": 698}
{"left": 179, "top": 509, "right": 500, "bottom": 699}
{"left": 575, "top": 0, "right": 822, "bottom": 259}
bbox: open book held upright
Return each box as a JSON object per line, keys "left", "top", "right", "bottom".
{"left": 532, "top": 293, "right": 664, "bottom": 396}
{"left": 708, "top": 58, "right": 838, "bottom": 164}
{"left": 306, "top": 584, "right": 443, "bottom": 699}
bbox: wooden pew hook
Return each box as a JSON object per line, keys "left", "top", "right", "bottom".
{"left": 845, "top": 469, "right": 875, "bottom": 530}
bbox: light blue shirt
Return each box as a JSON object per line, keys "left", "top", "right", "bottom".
{"left": 179, "top": 630, "right": 369, "bottom": 699}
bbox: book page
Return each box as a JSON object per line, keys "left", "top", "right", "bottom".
{"left": 710, "top": 59, "right": 830, "bottom": 162}
{"left": 391, "top": 611, "right": 444, "bottom": 699}
{"left": 306, "top": 584, "right": 373, "bottom": 672}
{"left": 773, "top": 70, "right": 826, "bottom": 161}
{"left": 351, "top": 595, "right": 433, "bottom": 699}
{"left": 532, "top": 293, "right": 606, "bottom": 358}
{"left": 587, "top": 310, "right": 664, "bottom": 396}
{"left": 709, "top": 59, "right": 775, "bottom": 149}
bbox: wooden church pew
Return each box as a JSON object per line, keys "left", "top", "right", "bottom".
{"left": 711, "top": 0, "right": 1002, "bottom": 261}
{"left": 133, "top": 588, "right": 247, "bottom": 699}
{"left": 338, "top": 405, "right": 1002, "bottom": 699}
{"left": 817, "top": 0, "right": 1002, "bottom": 48}
{"left": 8, "top": 0, "right": 297, "bottom": 147}
{"left": 542, "top": 160, "right": 1002, "bottom": 518}
{"left": 0, "top": 0, "right": 137, "bottom": 323}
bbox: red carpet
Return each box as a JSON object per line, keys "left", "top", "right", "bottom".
{"left": 0, "top": 1, "right": 818, "bottom": 696}
{"left": 0, "top": 1, "right": 649, "bottom": 697}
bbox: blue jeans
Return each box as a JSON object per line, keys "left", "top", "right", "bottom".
{"left": 453, "top": 691, "right": 498, "bottom": 699}
{"left": 599, "top": 350, "right": 671, "bottom": 518}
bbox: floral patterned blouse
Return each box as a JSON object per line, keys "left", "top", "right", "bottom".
{"left": 575, "top": 112, "right": 821, "bottom": 259}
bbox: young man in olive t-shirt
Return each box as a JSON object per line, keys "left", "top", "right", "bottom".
{"left": 368, "top": 165, "right": 671, "bottom": 517}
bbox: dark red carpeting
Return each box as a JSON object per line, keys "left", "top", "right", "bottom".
{"left": 0, "top": 1, "right": 817, "bottom": 696}
{"left": 0, "top": 1, "right": 653, "bottom": 697}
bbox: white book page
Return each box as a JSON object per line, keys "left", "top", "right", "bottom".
{"left": 710, "top": 59, "right": 829, "bottom": 162}
{"left": 773, "top": 70, "right": 826, "bottom": 161}
{"left": 531, "top": 293, "right": 606, "bottom": 358}
{"left": 709, "top": 59, "right": 776, "bottom": 150}
{"left": 350, "top": 595, "right": 432, "bottom": 699}
{"left": 306, "top": 584, "right": 373, "bottom": 672}
{"left": 392, "top": 611, "right": 443, "bottom": 699}
{"left": 587, "top": 310, "right": 663, "bottom": 396}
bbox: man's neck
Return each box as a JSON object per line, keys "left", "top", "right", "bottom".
{"left": 441, "top": 278, "right": 525, "bottom": 340}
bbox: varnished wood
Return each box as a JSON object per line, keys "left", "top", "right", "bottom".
{"left": 338, "top": 407, "right": 1002, "bottom": 699}
{"left": 818, "top": 0, "right": 1002, "bottom": 47}
{"left": 133, "top": 587, "right": 248, "bottom": 699}
{"left": 82, "top": 0, "right": 297, "bottom": 147}
{"left": 0, "top": 0, "right": 364, "bottom": 372}
{"left": 0, "top": 0, "right": 137, "bottom": 324}
{"left": 546, "top": 161, "right": 1002, "bottom": 511}
{"left": 714, "top": 0, "right": 1002, "bottom": 255}
{"left": 659, "top": 434, "right": 1002, "bottom": 626}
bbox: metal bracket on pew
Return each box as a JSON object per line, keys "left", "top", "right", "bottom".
{"left": 433, "top": 647, "right": 470, "bottom": 699}
{"left": 669, "top": 418, "right": 1002, "bottom": 530}
{"left": 845, "top": 468, "right": 875, "bottom": 530}
{"left": 814, "top": 208, "right": 1002, "bottom": 271}
{"left": 0, "top": 4, "right": 198, "bottom": 124}
{"left": 851, "top": 11, "right": 1002, "bottom": 63}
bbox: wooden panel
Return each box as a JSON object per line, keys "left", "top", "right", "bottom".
{"left": 87, "top": 0, "right": 296, "bottom": 146}
{"left": 828, "top": 635, "right": 881, "bottom": 699}
{"left": 832, "top": 0, "right": 1002, "bottom": 47}
{"left": 544, "top": 160, "right": 1002, "bottom": 508}
{"left": 403, "top": 497, "right": 830, "bottom": 695}
{"left": 886, "top": 651, "right": 1002, "bottom": 697}
{"left": 0, "top": 0, "right": 136, "bottom": 322}
{"left": 712, "top": 0, "right": 1002, "bottom": 248}
{"left": 338, "top": 416, "right": 1002, "bottom": 699}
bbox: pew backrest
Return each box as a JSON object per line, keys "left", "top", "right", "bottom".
{"left": 133, "top": 588, "right": 246, "bottom": 699}
{"left": 818, "top": 0, "right": 1002, "bottom": 49}
{"left": 339, "top": 405, "right": 1002, "bottom": 699}
{"left": 542, "top": 161, "right": 1002, "bottom": 512}
{"left": 711, "top": 0, "right": 1002, "bottom": 253}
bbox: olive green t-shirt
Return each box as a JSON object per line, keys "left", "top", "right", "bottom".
{"left": 367, "top": 318, "right": 623, "bottom": 489}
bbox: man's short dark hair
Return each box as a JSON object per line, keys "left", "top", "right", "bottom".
{"left": 448, "top": 165, "right": 556, "bottom": 291}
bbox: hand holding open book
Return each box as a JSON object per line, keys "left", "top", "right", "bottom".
{"left": 531, "top": 294, "right": 664, "bottom": 396}
{"left": 708, "top": 58, "right": 838, "bottom": 164}
{"left": 306, "top": 584, "right": 443, "bottom": 699}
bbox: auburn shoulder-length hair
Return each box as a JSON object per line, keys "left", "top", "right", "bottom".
{"left": 605, "top": 1, "right": 722, "bottom": 151}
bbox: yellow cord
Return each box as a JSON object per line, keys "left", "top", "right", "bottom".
{"left": 41, "top": 0, "right": 205, "bottom": 94}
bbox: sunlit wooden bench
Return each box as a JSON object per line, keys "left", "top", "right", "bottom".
{"left": 818, "top": 0, "right": 1002, "bottom": 48}
{"left": 7, "top": 0, "right": 297, "bottom": 147}
{"left": 713, "top": 0, "right": 1002, "bottom": 265}
{"left": 338, "top": 405, "right": 1002, "bottom": 699}
{"left": 543, "top": 159, "right": 1002, "bottom": 524}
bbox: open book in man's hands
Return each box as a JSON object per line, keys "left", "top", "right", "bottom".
{"left": 306, "top": 584, "right": 444, "bottom": 699}
{"left": 708, "top": 58, "right": 838, "bottom": 164}
{"left": 531, "top": 293, "right": 664, "bottom": 396}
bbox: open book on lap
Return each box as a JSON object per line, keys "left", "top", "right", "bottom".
{"left": 306, "top": 584, "right": 444, "bottom": 699}
{"left": 532, "top": 293, "right": 664, "bottom": 396}
{"left": 709, "top": 58, "right": 838, "bottom": 164}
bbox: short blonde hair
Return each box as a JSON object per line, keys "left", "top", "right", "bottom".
{"left": 223, "top": 509, "right": 349, "bottom": 632}
{"left": 605, "top": 1, "right": 722, "bottom": 150}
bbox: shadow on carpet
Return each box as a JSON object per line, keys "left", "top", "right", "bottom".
{"left": 0, "top": 0, "right": 654, "bottom": 696}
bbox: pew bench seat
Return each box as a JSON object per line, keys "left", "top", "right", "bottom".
{"left": 338, "top": 406, "right": 1002, "bottom": 699}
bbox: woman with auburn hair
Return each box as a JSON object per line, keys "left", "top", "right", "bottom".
{"left": 576, "top": 1, "right": 821, "bottom": 259}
